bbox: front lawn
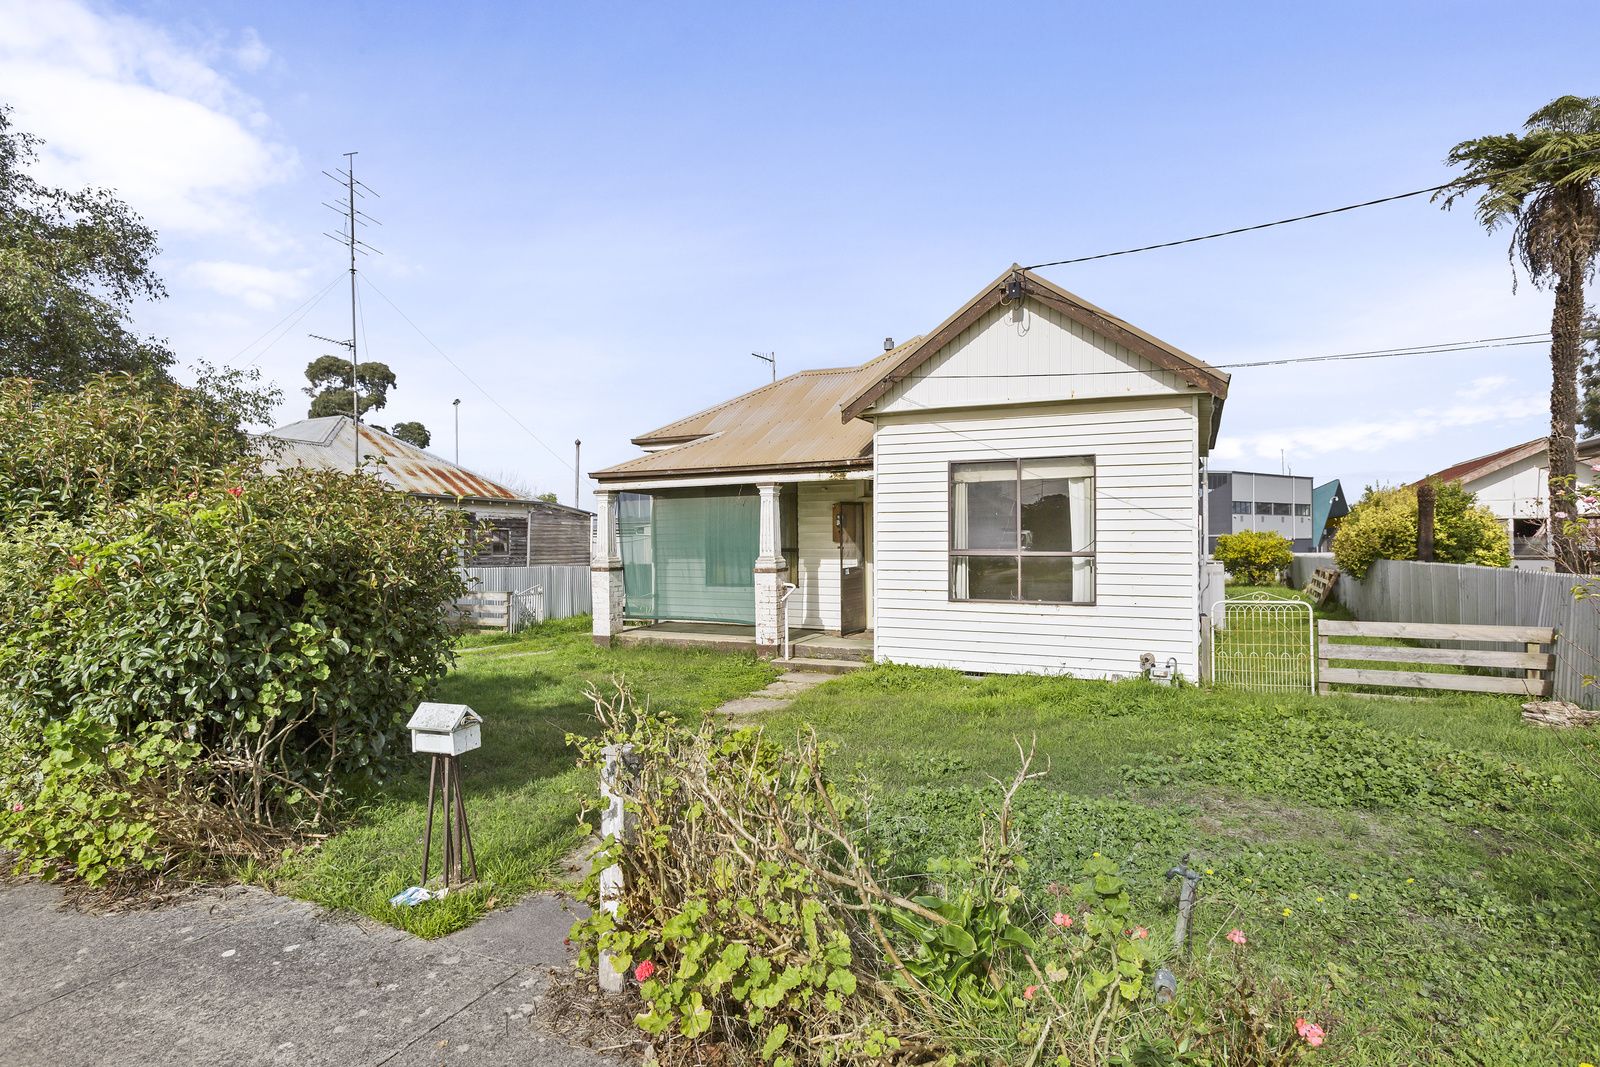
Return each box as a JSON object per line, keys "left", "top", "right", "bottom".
{"left": 763, "top": 667, "right": 1600, "bottom": 1065}
{"left": 269, "top": 616, "right": 776, "bottom": 937}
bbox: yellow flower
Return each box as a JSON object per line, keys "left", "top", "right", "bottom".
{"left": 1204, "top": 868, "right": 1214, "bottom": 875}
{"left": 1315, "top": 896, "right": 1325, "bottom": 903}
{"left": 1405, "top": 877, "right": 1415, "bottom": 885}
{"left": 1282, "top": 907, "right": 1293, "bottom": 917}
{"left": 1092, "top": 851, "right": 1101, "bottom": 858}
{"left": 1348, "top": 892, "right": 1360, "bottom": 901}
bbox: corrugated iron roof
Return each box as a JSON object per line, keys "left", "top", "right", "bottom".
{"left": 592, "top": 341, "right": 919, "bottom": 481}
{"left": 261, "top": 416, "right": 589, "bottom": 511}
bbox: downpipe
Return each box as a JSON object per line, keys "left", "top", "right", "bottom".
{"left": 779, "top": 582, "right": 798, "bottom": 660}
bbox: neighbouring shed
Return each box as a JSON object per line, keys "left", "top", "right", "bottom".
{"left": 261, "top": 416, "right": 592, "bottom": 566}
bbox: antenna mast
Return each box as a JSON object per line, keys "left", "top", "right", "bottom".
{"left": 313, "top": 152, "right": 382, "bottom": 467}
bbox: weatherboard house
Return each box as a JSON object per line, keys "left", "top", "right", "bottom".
{"left": 589, "top": 267, "right": 1230, "bottom": 678}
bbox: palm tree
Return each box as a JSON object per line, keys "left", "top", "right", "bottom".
{"left": 1439, "top": 96, "right": 1600, "bottom": 572}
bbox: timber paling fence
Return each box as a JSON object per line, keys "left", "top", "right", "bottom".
{"left": 1290, "top": 553, "right": 1600, "bottom": 708}
{"left": 462, "top": 564, "right": 591, "bottom": 622}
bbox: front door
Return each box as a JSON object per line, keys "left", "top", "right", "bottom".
{"left": 835, "top": 501, "right": 867, "bottom": 635}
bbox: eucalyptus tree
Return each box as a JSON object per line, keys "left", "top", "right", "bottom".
{"left": 1439, "top": 96, "right": 1600, "bottom": 572}
{"left": 0, "top": 106, "right": 173, "bottom": 389}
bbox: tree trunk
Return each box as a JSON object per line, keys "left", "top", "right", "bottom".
{"left": 1549, "top": 257, "right": 1585, "bottom": 573}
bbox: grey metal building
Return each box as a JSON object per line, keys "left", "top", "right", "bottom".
{"left": 1206, "top": 470, "right": 1314, "bottom": 552}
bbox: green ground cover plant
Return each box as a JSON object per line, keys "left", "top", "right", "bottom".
{"left": 762, "top": 666, "right": 1600, "bottom": 1065}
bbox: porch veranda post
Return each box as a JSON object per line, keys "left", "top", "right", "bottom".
{"left": 592, "top": 482, "right": 787, "bottom": 651}
{"left": 753, "top": 482, "right": 788, "bottom": 655}
{"left": 591, "top": 489, "right": 625, "bottom": 646}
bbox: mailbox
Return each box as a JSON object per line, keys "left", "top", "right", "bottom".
{"left": 407, "top": 702, "right": 483, "bottom": 756}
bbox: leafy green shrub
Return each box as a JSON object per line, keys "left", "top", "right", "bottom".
{"left": 0, "top": 368, "right": 274, "bottom": 525}
{"left": 0, "top": 468, "right": 470, "bottom": 880}
{"left": 1213, "top": 530, "right": 1295, "bottom": 585}
{"left": 0, "top": 708, "right": 200, "bottom": 885}
{"left": 1333, "top": 481, "right": 1509, "bottom": 578}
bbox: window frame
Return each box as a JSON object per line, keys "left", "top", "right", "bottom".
{"left": 947, "top": 456, "right": 1097, "bottom": 606}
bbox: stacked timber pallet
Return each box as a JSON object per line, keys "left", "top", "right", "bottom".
{"left": 1302, "top": 566, "right": 1339, "bottom": 607}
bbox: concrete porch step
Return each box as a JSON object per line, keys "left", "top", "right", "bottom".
{"left": 789, "top": 637, "right": 874, "bottom": 662}
{"left": 772, "top": 656, "right": 864, "bottom": 675}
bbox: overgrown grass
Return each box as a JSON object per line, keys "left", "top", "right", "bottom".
{"left": 269, "top": 616, "right": 776, "bottom": 937}
{"left": 764, "top": 665, "right": 1600, "bottom": 1064}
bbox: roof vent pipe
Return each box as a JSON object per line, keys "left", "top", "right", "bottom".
{"left": 883, "top": 337, "right": 894, "bottom": 352}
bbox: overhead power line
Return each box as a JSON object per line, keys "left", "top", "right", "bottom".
{"left": 915, "top": 332, "right": 1552, "bottom": 380}
{"left": 358, "top": 276, "right": 575, "bottom": 472}
{"left": 1215, "top": 333, "right": 1550, "bottom": 369}
{"left": 225, "top": 274, "right": 344, "bottom": 368}
{"left": 1023, "top": 146, "right": 1600, "bottom": 271}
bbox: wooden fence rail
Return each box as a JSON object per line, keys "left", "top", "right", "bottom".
{"left": 1316, "top": 619, "right": 1554, "bottom": 698}
{"left": 1289, "top": 552, "right": 1592, "bottom": 702}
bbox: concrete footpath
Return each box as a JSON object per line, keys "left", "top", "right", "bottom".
{"left": 0, "top": 881, "right": 624, "bottom": 1067}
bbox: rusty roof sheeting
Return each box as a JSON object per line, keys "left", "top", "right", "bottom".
{"left": 592, "top": 343, "right": 918, "bottom": 482}
{"left": 1422, "top": 436, "right": 1600, "bottom": 488}
{"left": 262, "top": 416, "right": 589, "bottom": 511}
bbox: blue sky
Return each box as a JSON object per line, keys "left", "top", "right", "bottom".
{"left": 3, "top": 0, "right": 1597, "bottom": 506}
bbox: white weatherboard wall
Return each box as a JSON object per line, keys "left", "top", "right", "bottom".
{"left": 872, "top": 396, "right": 1202, "bottom": 678}
{"left": 790, "top": 481, "right": 873, "bottom": 632}
{"left": 874, "top": 301, "right": 1189, "bottom": 414}
{"left": 1462, "top": 453, "right": 1597, "bottom": 521}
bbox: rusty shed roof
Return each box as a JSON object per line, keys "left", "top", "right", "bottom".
{"left": 592, "top": 342, "right": 917, "bottom": 482}
{"left": 262, "top": 416, "right": 590, "bottom": 512}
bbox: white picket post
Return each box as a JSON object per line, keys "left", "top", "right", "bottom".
{"left": 597, "top": 741, "right": 635, "bottom": 993}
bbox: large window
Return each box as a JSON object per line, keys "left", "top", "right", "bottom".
{"left": 949, "top": 457, "right": 1095, "bottom": 604}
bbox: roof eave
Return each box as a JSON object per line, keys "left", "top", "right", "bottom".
{"left": 838, "top": 267, "right": 1228, "bottom": 422}
{"left": 593, "top": 456, "right": 874, "bottom": 484}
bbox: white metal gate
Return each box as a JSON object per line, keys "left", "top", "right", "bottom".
{"left": 1209, "top": 592, "right": 1316, "bottom": 693}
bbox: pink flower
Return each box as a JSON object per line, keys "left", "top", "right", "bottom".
{"left": 1226, "top": 929, "right": 1247, "bottom": 945}
{"left": 9, "top": 802, "right": 21, "bottom": 813}
{"left": 227, "top": 486, "right": 243, "bottom": 498}
{"left": 1295, "top": 1018, "right": 1325, "bottom": 1047}
{"left": 633, "top": 960, "right": 656, "bottom": 982}
{"left": 1129, "top": 926, "right": 1149, "bottom": 940}
{"left": 1052, "top": 912, "right": 1073, "bottom": 928}
{"left": 1023, "top": 984, "right": 1037, "bottom": 1001}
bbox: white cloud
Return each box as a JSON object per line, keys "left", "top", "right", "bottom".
{"left": 1217, "top": 391, "right": 1548, "bottom": 462}
{"left": 234, "top": 28, "right": 271, "bottom": 73}
{"left": 1456, "top": 375, "right": 1511, "bottom": 401}
{"left": 185, "top": 261, "right": 310, "bottom": 309}
{"left": 0, "top": 1, "right": 296, "bottom": 243}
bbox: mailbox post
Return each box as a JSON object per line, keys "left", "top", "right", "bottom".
{"left": 407, "top": 702, "right": 483, "bottom": 887}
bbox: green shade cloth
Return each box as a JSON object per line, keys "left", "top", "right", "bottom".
{"left": 619, "top": 487, "right": 759, "bottom": 624}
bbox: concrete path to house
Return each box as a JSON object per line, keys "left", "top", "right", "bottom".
{"left": 710, "top": 670, "right": 836, "bottom": 717}
{"left": 0, "top": 880, "right": 626, "bottom": 1067}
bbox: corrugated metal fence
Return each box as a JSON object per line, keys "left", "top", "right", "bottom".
{"left": 463, "top": 565, "right": 591, "bottom": 621}
{"left": 1291, "top": 553, "right": 1600, "bottom": 707}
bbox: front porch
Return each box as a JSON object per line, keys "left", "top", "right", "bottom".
{"left": 614, "top": 621, "right": 874, "bottom": 668}
{"left": 591, "top": 475, "right": 874, "bottom": 658}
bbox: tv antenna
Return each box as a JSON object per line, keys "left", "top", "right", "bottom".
{"left": 310, "top": 151, "right": 382, "bottom": 465}
{"left": 751, "top": 351, "right": 775, "bottom": 382}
